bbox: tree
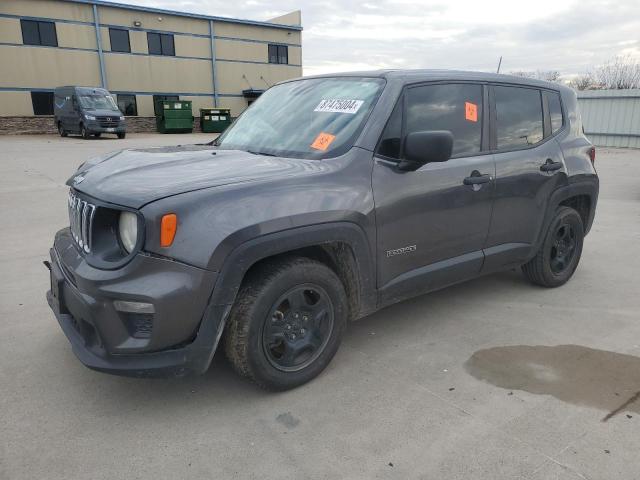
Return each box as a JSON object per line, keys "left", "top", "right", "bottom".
{"left": 569, "top": 73, "right": 598, "bottom": 91}
{"left": 509, "top": 70, "right": 562, "bottom": 82}
{"left": 592, "top": 55, "right": 640, "bottom": 89}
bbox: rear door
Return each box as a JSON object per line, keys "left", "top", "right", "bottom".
{"left": 482, "top": 85, "right": 567, "bottom": 272}
{"left": 373, "top": 82, "right": 495, "bottom": 304}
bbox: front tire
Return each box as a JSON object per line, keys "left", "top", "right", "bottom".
{"left": 522, "top": 206, "right": 584, "bottom": 287}
{"left": 224, "top": 257, "right": 348, "bottom": 390}
{"left": 57, "top": 122, "right": 67, "bottom": 137}
{"left": 80, "top": 124, "right": 91, "bottom": 139}
{"left": 117, "top": 132, "right": 126, "bottom": 139}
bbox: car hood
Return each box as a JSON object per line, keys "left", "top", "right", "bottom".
{"left": 68, "top": 145, "right": 325, "bottom": 208}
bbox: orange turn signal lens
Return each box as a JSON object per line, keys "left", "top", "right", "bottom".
{"left": 160, "top": 214, "right": 177, "bottom": 247}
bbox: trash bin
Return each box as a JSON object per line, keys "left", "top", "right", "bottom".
{"left": 155, "top": 100, "right": 193, "bottom": 133}
{"left": 200, "top": 108, "right": 231, "bottom": 133}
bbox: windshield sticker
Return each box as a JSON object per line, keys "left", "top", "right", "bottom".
{"left": 310, "top": 132, "right": 336, "bottom": 151}
{"left": 465, "top": 102, "right": 478, "bottom": 122}
{"left": 314, "top": 99, "right": 364, "bottom": 114}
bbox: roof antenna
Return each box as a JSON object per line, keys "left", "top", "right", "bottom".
{"left": 496, "top": 56, "right": 503, "bottom": 74}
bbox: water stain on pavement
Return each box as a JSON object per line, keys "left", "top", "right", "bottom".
{"left": 464, "top": 345, "right": 640, "bottom": 421}
{"left": 276, "top": 412, "right": 300, "bottom": 429}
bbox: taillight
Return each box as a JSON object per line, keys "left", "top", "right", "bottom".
{"left": 588, "top": 146, "right": 596, "bottom": 165}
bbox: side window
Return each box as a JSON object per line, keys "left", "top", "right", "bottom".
{"left": 109, "top": 28, "right": 130, "bottom": 53}
{"left": 31, "top": 91, "right": 54, "bottom": 115}
{"left": 268, "top": 44, "right": 288, "bottom": 64}
{"left": 495, "top": 86, "right": 543, "bottom": 150}
{"left": 21, "top": 19, "right": 58, "bottom": 47}
{"left": 147, "top": 32, "right": 174, "bottom": 56}
{"left": 376, "top": 98, "right": 402, "bottom": 159}
{"left": 406, "top": 83, "right": 483, "bottom": 157}
{"left": 117, "top": 94, "right": 137, "bottom": 116}
{"left": 546, "top": 91, "right": 563, "bottom": 134}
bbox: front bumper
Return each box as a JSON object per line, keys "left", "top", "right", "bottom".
{"left": 46, "top": 228, "right": 228, "bottom": 377}
{"left": 85, "top": 121, "right": 126, "bottom": 134}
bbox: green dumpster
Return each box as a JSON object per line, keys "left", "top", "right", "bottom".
{"left": 155, "top": 100, "right": 193, "bottom": 133}
{"left": 200, "top": 108, "right": 231, "bottom": 133}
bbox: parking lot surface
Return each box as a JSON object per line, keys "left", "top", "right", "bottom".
{"left": 1, "top": 134, "right": 639, "bottom": 480}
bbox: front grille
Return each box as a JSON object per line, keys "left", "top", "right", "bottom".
{"left": 97, "top": 116, "right": 119, "bottom": 128}
{"left": 68, "top": 190, "right": 96, "bottom": 253}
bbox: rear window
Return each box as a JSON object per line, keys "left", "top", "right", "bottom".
{"left": 495, "top": 86, "right": 543, "bottom": 150}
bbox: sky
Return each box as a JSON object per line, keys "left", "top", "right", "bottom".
{"left": 123, "top": 0, "right": 640, "bottom": 77}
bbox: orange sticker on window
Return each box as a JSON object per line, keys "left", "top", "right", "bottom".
{"left": 465, "top": 101, "right": 478, "bottom": 122}
{"left": 310, "top": 132, "right": 336, "bottom": 151}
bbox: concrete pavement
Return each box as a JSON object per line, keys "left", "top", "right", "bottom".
{"left": 1, "top": 134, "right": 639, "bottom": 479}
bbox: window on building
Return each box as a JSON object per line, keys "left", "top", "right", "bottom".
{"left": 147, "top": 32, "right": 175, "bottom": 56}
{"left": 406, "top": 83, "right": 483, "bottom": 157}
{"left": 153, "top": 95, "right": 179, "bottom": 115}
{"left": 268, "top": 44, "right": 288, "bottom": 64}
{"left": 31, "top": 91, "right": 54, "bottom": 115}
{"left": 495, "top": 86, "right": 543, "bottom": 150}
{"left": 376, "top": 98, "right": 403, "bottom": 160}
{"left": 545, "top": 91, "right": 564, "bottom": 134}
{"left": 109, "top": 28, "right": 131, "bottom": 53}
{"left": 117, "top": 94, "right": 137, "bottom": 116}
{"left": 21, "top": 19, "right": 58, "bottom": 47}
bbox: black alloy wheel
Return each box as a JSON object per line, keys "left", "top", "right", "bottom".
{"left": 549, "top": 223, "right": 577, "bottom": 274}
{"left": 262, "top": 284, "right": 334, "bottom": 372}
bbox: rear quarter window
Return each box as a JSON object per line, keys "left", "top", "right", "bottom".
{"left": 546, "top": 91, "right": 564, "bottom": 134}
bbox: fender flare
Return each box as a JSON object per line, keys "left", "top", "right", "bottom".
{"left": 532, "top": 177, "right": 599, "bottom": 256}
{"left": 208, "top": 221, "right": 377, "bottom": 316}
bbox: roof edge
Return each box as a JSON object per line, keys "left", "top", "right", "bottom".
{"left": 62, "top": 0, "right": 303, "bottom": 31}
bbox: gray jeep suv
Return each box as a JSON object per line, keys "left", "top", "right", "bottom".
{"left": 46, "top": 70, "right": 598, "bottom": 390}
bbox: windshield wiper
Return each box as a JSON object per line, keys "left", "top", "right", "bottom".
{"left": 247, "top": 150, "right": 277, "bottom": 157}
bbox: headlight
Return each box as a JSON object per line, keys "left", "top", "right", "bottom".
{"left": 84, "top": 114, "right": 96, "bottom": 120}
{"left": 119, "top": 116, "right": 125, "bottom": 121}
{"left": 118, "top": 211, "right": 138, "bottom": 253}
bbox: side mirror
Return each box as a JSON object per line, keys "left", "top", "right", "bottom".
{"left": 398, "top": 130, "right": 454, "bottom": 171}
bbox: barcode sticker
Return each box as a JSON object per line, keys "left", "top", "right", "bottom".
{"left": 314, "top": 99, "right": 364, "bottom": 114}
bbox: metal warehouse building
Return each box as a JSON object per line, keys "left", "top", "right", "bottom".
{"left": 0, "top": 0, "right": 302, "bottom": 132}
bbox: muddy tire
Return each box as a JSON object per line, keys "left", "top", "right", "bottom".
{"left": 224, "top": 257, "right": 348, "bottom": 391}
{"left": 522, "top": 206, "right": 584, "bottom": 287}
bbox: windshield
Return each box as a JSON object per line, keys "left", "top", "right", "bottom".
{"left": 78, "top": 94, "right": 119, "bottom": 111}
{"left": 216, "top": 77, "right": 385, "bottom": 159}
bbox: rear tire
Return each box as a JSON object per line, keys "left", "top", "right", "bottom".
{"left": 57, "top": 122, "right": 67, "bottom": 137}
{"left": 224, "top": 257, "right": 348, "bottom": 390}
{"left": 93, "top": 133, "right": 101, "bottom": 138}
{"left": 80, "top": 124, "right": 91, "bottom": 139}
{"left": 522, "top": 206, "right": 584, "bottom": 287}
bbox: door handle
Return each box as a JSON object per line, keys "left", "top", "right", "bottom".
{"left": 463, "top": 171, "right": 492, "bottom": 185}
{"left": 540, "top": 159, "right": 563, "bottom": 172}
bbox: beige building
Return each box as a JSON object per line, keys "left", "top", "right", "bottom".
{"left": 0, "top": 0, "right": 302, "bottom": 127}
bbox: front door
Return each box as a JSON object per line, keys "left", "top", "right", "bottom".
{"left": 373, "top": 82, "right": 495, "bottom": 305}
